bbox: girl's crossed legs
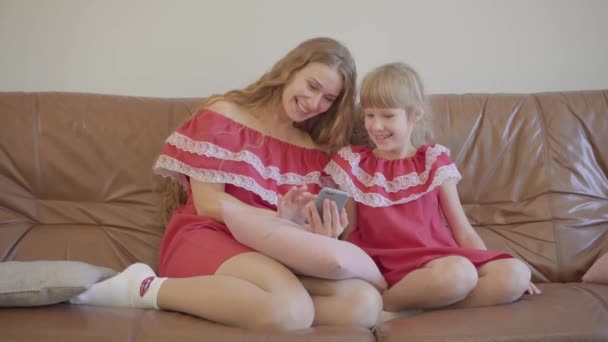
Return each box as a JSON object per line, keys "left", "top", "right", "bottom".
{"left": 382, "top": 256, "right": 531, "bottom": 311}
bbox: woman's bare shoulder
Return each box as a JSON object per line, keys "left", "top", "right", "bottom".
{"left": 206, "top": 100, "right": 323, "bottom": 151}
{"left": 205, "top": 100, "right": 244, "bottom": 121}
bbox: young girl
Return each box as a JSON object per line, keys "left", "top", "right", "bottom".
{"left": 325, "top": 62, "right": 541, "bottom": 311}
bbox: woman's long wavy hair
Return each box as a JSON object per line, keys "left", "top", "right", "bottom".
{"left": 161, "top": 37, "right": 357, "bottom": 224}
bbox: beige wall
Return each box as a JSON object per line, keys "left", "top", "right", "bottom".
{"left": 1, "top": 0, "right": 606, "bottom": 97}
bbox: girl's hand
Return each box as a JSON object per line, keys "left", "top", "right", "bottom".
{"left": 527, "top": 282, "right": 542, "bottom": 295}
{"left": 277, "top": 185, "right": 316, "bottom": 225}
{"left": 304, "top": 199, "right": 348, "bottom": 238}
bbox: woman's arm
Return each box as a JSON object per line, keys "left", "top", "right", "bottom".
{"left": 438, "top": 179, "right": 487, "bottom": 250}
{"left": 190, "top": 179, "right": 277, "bottom": 223}
{"left": 191, "top": 180, "right": 318, "bottom": 224}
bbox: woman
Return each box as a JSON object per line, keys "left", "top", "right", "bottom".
{"left": 71, "top": 37, "right": 382, "bottom": 330}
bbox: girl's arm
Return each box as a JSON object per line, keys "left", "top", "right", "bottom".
{"left": 340, "top": 198, "right": 358, "bottom": 240}
{"left": 438, "top": 179, "right": 487, "bottom": 250}
{"left": 439, "top": 179, "right": 541, "bottom": 295}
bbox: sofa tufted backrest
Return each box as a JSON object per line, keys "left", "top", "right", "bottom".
{"left": 0, "top": 92, "right": 197, "bottom": 271}
{"left": 430, "top": 91, "right": 608, "bottom": 282}
{"left": 1, "top": 91, "right": 607, "bottom": 282}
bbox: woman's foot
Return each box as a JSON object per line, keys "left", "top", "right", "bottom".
{"left": 70, "top": 263, "right": 166, "bottom": 309}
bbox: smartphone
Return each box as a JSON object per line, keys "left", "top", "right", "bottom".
{"left": 315, "top": 187, "right": 349, "bottom": 217}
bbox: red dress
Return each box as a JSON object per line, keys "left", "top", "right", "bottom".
{"left": 153, "top": 110, "right": 330, "bottom": 278}
{"left": 325, "top": 144, "right": 512, "bottom": 288}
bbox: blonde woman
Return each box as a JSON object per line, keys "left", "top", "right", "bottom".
{"left": 70, "top": 38, "right": 382, "bottom": 330}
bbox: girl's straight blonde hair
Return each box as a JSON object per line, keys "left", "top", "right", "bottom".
{"left": 359, "top": 62, "right": 434, "bottom": 148}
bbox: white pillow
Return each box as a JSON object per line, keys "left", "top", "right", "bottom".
{"left": 222, "top": 202, "right": 387, "bottom": 291}
{"left": 0, "top": 260, "right": 117, "bottom": 307}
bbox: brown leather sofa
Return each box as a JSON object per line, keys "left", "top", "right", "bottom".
{"left": 1, "top": 90, "right": 607, "bottom": 341}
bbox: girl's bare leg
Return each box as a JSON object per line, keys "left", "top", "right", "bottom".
{"left": 452, "top": 258, "right": 530, "bottom": 308}
{"left": 299, "top": 276, "right": 382, "bottom": 328}
{"left": 382, "top": 256, "right": 478, "bottom": 311}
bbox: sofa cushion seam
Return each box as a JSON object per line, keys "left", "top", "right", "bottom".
{"left": 532, "top": 93, "right": 562, "bottom": 281}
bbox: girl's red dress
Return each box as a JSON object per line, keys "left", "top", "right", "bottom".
{"left": 325, "top": 144, "right": 512, "bottom": 287}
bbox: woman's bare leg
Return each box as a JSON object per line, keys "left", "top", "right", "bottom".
{"left": 452, "top": 258, "right": 530, "bottom": 308}
{"left": 382, "top": 256, "right": 478, "bottom": 311}
{"left": 157, "top": 251, "right": 314, "bottom": 330}
{"left": 299, "top": 276, "right": 382, "bottom": 328}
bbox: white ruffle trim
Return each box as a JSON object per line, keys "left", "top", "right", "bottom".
{"left": 154, "top": 155, "right": 336, "bottom": 206}
{"left": 154, "top": 155, "right": 280, "bottom": 205}
{"left": 166, "top": 132, "right": 325, "bottom": 185}
{"left": 325, "top": 160, "right": 461, "bottom": 207}
{"left": 336, "top": 145, "right": 453, "bottom": 193}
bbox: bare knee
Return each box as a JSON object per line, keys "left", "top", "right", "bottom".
{"left": 433, "top": 256, "right": 478, "bottom": 303}
{"left": 250, "top": 292, "right": 314, "bottom": 331}
{"left": 340, "top": 280, "right": 383, "bottom": 328}
{"left": 382, "top": 256, "right": 478, "bottom": 311}
{"left": 486, "top": 259, "right": 531, "bottom": 303}
{"left": 218, "top": 252, "right": 314, "bottom": 330}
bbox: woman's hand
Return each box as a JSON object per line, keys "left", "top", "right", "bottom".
{"left": 304, "top": 199, "right": 348, "bottom": 238}
{"left": 526, "top": 282, "right": 542, "bottom": 295}
{"left": 277, "top": 185, "right": 316, "bottom": 225}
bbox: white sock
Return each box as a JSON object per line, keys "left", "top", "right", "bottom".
{"left": 70, "top": 263, "right": 167, "bottom": 309}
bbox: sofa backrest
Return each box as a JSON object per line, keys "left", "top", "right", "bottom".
{"left": 1, "top": 91, "right": 606, "bottom": 282}
{"left": 429, "top": 91, "right": 608, "bottom": 282}
{"left": 0, "top": 92, "right": 197, "bottom": 271}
